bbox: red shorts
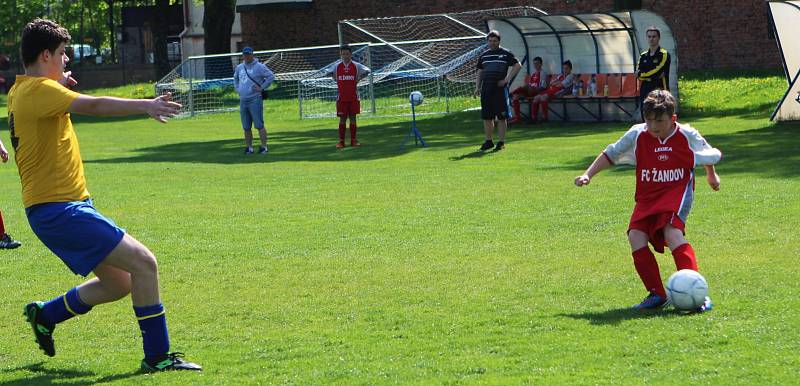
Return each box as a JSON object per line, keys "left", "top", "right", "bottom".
{"left": 336, "top": 100, "right": 360, "bottom": 117}
{"left": 628, "top": 212, "right": 686, "bottom": 254}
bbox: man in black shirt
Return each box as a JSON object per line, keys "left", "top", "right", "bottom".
{"left": 637, "top": 26, "right": 671, "bottom": 120}
{"left": 474, "top": 30, "right": 521, "bottom": 151}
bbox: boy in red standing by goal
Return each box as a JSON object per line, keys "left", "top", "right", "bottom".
{"left": 326, "top": 45, "right": 370, "bottom": 148}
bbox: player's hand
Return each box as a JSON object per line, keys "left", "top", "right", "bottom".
{"left": 706, "top": 172, "right": 720, "bottom": 191}
{"left": 148, "top": 92, "right": 182, "bottom": 123}
{"left": 59, "top": 71, "right": 78, "bottom": 88}
{"left": 0, "top": 145, "right": 8, "bottom": 163}
{"left": 497, "top": 79, "right": 508, "bottom": 87}
{"left": 253, "top": 85, "right": 262, "bottom": 92}
{"left": 574, "top": 175, "right": 591, "bottom": 187}
{"left": 473, "top": 88, "right": 481, "bottom": 97}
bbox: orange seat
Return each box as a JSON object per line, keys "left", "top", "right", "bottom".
{"left": 591, "top": 74, "right": 606, "bottom": 97}
{"left": 606, "top": 74, "right": 623, "bottom": 98}
{"left": 621, "top": 73, "right": 639, "bottom": 97}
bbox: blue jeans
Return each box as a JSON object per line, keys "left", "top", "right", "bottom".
{"left": 239, "top": 96, "right": 264, "bottom": 130}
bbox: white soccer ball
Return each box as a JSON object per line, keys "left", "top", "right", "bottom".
{"left": 410, "top": 91, "right": 424, "bottom": 106}
{"left": 666, "top": 269, "right": 709, "bottom": 311}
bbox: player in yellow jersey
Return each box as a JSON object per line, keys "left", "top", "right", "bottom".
{"left": 9, "top": 19, "right": 200, "bottom": 372}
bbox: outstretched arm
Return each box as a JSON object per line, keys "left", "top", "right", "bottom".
{"left": 575, "top": 153, "right": 613, "bottom": 187}
{"left": 68, "top": 93, "right": 182, "bottom": 123}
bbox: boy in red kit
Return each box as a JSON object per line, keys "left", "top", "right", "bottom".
{"left": 530, "top": 60, "right": 574, "bottom": 123}
{"left": 327, "top": 45, "right": 370, "bottom": 148}
{"left": 508, "top": 56, "right": 545, "bottom": 124}
{"left": 574, "top": 90, "right": 721, "bottom": 311}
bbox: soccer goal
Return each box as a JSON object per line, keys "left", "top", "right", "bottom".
{"left": 296, "top": 6, "right": 548, "bottom": 119}
{"left": 155, "top": 44, "right": 347, "bottom": 118}
{"left": 155, "top": 6, "right": 546, "bottom": 119}
{"left": 297, "top": 38, "right": 488, "bottom": 119}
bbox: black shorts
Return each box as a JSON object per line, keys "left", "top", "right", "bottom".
{"left": 480, "top": 87, "right": 509, "bottom": 120}
{"left": 639, "top": 80, "right": 667, "bottom": 101}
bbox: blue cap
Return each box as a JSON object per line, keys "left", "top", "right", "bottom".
{"left": 242, "top": 47, "right": 254, "bottom": 55}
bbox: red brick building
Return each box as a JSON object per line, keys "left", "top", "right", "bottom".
{"left": 239, "top": 0, "right": 781, "bottom": 71}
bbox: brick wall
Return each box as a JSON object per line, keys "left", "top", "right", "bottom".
{"left": 637, "top": 0, "right": 781, "bottom": 70}
{"left": 240, "top": 0, "right": 782, "bottom": 71}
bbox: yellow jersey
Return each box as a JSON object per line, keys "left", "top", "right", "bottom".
{"left": 8, "top": 76, "right": 89, "bottom": 208}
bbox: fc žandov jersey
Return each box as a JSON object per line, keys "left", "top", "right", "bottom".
{"left": 8, "top": 76, "right": 88, "bottom": 208}
{"left": 526, "top": 71, "right": 544, "bottom": 88}
{"left": 331, "top": 60, "right": 369, "bottom": 102}
{"left": 602, "top": 123, "right": 721, "bottom": 222}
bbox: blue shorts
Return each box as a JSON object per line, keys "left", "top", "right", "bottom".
{"left": 240, "top": 96, "right": 264, "bottom": 130}
{"left": 26, "top": 199, "right": 125, "bottom": 277}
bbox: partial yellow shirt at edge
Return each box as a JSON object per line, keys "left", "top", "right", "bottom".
{"left": 8, "top": 76, "right": 88, "bottom": 208}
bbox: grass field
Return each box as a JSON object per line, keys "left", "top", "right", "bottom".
{"left": 0, "top": 70, "right": 798, "bottom": 384}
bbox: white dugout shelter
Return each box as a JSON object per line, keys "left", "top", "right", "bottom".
{"left": 487, "top": 10, "right": 677, "bottom": 121}
{"left": 768, "top": 1, "right": 800, "bottom": 121}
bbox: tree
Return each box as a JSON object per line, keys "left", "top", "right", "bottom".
{"left": 202, "top": 0, "right": 235, "bottom": 79}
{"left": 151, "top": 0, "right": 171, "bottom": 78}
{"left": 203, "top": 0, "right": 235, "bottom": 55}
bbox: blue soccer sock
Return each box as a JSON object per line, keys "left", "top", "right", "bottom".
{"left": 134, "top": 303, "right": 171, "bottom": 360}
{"left": 40, "top": 287, "right": 93, "bottom": 326}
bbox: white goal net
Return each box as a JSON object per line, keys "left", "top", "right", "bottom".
{"left": 155, "top": 6, "right": 547, "bottom": 119}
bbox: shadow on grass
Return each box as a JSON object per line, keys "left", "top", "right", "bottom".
{"left": 680, "top": 101, "right": 777, "bottom": 120}
{"left": 0, "top": 362, "right": 142, "bottom": 385}
{"left": 703, "top": 123, "right": 800, "bottom": 178}
{"left": 549, "top": 122, "right": 800, "bottom": 179}
{"left": 85, "top": 111, "right": 625, "bottom": 165}
{"left": 11, "top": 103, "right": 797, "bottom": 179}
{"left": 559, "top": 307, "right": 682, "bottom": 326}
{"left": 449, "top": 148, "right": 504, "bottom": 161}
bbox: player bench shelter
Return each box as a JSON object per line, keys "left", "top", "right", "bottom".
{"left": 488, "top": 10, "right": 678, "bottom": 122}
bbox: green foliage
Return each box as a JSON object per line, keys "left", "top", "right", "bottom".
{"left": 82, "top": 82, "right": 156, "bottom": 99}
{"left": 679, "top": 69, "right": 785, "bottom": 119}
{"left": 0, "top": 0, "right": 173, "bottom": 63}
{"left": 0, "top": 70, "right": 798, "bottom": 384}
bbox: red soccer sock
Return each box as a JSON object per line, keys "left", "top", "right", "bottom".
{"left": 0, "top": 211, "right": 5, "bottom": 236}
{"left": 672, "top": 243, "right": 699, "bottom": 271}
{"left": 349, "top": 123, "right": 357, "bottom": 141}
{"left": 512, "top": 99, "right": 521, "bottom": 119}
{"left": 541, "top": 101, "right": 549, "bottom": 121}
{"left": 632, "top": 246, "right": 666, "bottom": 297}
{"left": 338, "top": 122, "right": 346, "bottom": 141}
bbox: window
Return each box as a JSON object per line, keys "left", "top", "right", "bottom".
{"left": 614, "top": 0, "right": 642, "bottom": 11}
